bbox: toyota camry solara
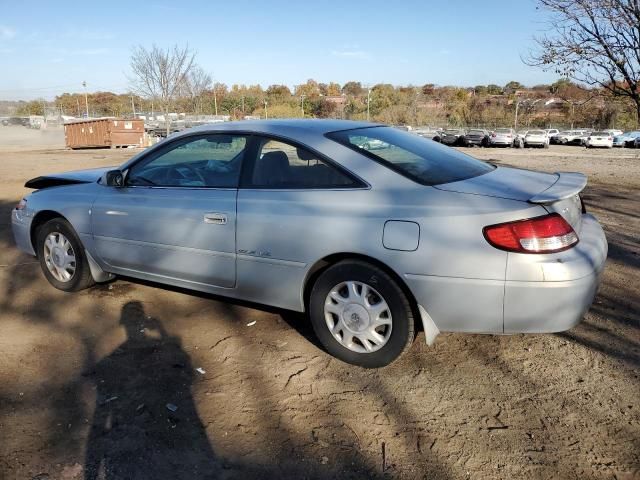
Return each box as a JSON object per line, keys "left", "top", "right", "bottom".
{"left": 11, "top": 119, "right": 607, "bottom": 367}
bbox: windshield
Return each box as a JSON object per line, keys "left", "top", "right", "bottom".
{"left": 327, "top": 126, "right": 494, "bottom": 186}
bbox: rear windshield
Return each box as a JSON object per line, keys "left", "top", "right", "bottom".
{"left": 592, "top": 132, "right": 609, "bottom": 136}
{"left": 444, "top": 129, "right": 462, "bottom": 134}
{"left": 327, "top": 126, "right": 494, "bottom": 186}
{"left": 495, "top": 128, "right": 512, "bottom": 134}
{"left": 528, "top": 130, "right": 545, "bottom": 135}
{"left": 468, "top": 130, "right": 485, "bottom": 135}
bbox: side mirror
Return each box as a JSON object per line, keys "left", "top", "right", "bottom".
{"left": 105, "top": 170, "right": 124, "bottom": 187}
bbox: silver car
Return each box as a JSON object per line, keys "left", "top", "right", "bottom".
{"left": 11, "top": 120, "right": 607, "bottom": 367}
{"left": 489, "top": 128, "right": 516, "bottom": 147}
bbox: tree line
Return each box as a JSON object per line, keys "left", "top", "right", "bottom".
{"left": 14, "top": 78, "right": 637, "bottom": 131}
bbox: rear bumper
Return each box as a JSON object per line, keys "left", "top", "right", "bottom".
{"left": 404, "top": 214, "right": 607, "bottom": 335}
{"left": 503, "top": 214, "right": 607, "bottom": 332}
{"left": 11, "top": 209, "right": 36, "bottom": 256}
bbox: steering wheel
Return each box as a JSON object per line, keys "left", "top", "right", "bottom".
{"left": 167, "top": 163, "right": 207, "bottom": 185}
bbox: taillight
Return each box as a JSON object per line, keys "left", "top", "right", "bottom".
{"left": 483, "top": 213, "right": 578, "bottom": 254}
{"left": 15, "top": 198, "right": 27, "bottom": 210}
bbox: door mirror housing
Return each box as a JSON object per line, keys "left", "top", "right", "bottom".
{"left": 105, "top": 170, "right": 124, "bottom": 187}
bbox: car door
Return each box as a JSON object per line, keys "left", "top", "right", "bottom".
{"left": 92, "top": 133, "right": 250, "bottom": 288}
{"left": 235, "top": 136, "right": 367, "bottom": 309}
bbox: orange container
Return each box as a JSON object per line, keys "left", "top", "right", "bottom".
{"left": 64, "top": 118, "right": 144, "bottom": 149}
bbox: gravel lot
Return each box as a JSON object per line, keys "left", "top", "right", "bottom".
{"left": 0, "top": 126, "right": 638, "bottom": 480}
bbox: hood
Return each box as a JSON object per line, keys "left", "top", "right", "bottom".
{"left": 25, "top": 167, "right": 113, "bottom": 189}
{"left": 434, "top": 166, "right": 559, "bottom": 202}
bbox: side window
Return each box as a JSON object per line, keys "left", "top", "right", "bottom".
{"left": 127, "top": 135, "right": 248, "bottom": 188}
{"left": 250, "top": 138, "right": 357, "bottom": 188}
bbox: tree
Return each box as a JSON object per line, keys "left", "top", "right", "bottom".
{"left": 266, "top": 84, "right": 292, "bottom": 99}
{"left": 342, "top": 81, "right": 364, "bottom": 96}
{"left": 527, "top": 0, "right": 640, "bottom": 125}
{"left": 183, "top": 66, "right": 212, "bottom": 114}
{"left": 504, "top": 81, "right": 525, "bottom": 91}
{"left": 130, "top": 44, "right": 196, "bottom": 135}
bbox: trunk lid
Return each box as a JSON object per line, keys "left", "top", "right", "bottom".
{"left": 435, "top": 166, "right": 586, "bottom": 230}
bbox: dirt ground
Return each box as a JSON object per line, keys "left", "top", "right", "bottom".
{"left": 0, "top": 126, "right": 638, "bottom": 480}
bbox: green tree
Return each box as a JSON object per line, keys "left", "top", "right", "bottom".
{"left": 342, "top": 81, "right": 363, "bottom": 96}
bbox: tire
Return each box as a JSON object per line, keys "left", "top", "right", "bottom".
{"left": 36, "top": 218, "right": 95, "bottom": 292}
{"left": 309, "top": 260, "right": 415, "bottom": 368}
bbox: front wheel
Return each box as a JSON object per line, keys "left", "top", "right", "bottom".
{"left": 36, "top": 218, "right": 95, "bottom": 292}
{"left": 309, "top": 260, "right": 415, "bottom": 368}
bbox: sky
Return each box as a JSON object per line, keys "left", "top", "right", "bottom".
{"left": 0, "top": 0, "right": 558, "bottom": 100}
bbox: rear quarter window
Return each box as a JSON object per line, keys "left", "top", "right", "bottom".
{"left": 327, "top": 126, "right": 494, "bottom": 186}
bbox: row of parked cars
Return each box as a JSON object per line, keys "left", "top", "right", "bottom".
{"left": 430, "top": 128, "right": 553, "bottom": 149}
{"left": 423, "top": 127, "right": 640, "bottom": 149}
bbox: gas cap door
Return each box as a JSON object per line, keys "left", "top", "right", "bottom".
{"left": 383, "top": 220, "right": 420, "bottom": 251}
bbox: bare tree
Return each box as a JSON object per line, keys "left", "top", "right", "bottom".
{"left": 130, "top": 44, "right": 195, "bottom": 135}
{"left": 183, "top": 66, "right": 212, "bottom": 114}
{"left": 526, "top": 0, "right": 640, "bottom": 125}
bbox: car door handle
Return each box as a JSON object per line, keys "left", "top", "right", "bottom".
{"left": 204, "top": 213, "right": 227, "bottom": 225}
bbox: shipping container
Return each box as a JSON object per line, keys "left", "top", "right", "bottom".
{"left": 64, "top": 118, "right": 144, "bottom": 149}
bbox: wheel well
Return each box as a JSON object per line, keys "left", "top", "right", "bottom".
{"left": 302, "top": 253, "right": 422, "bottom": 331}
{"left": 30, "top": 210, "right": 66, "bottom": 250}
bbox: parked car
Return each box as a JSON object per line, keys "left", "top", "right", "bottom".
{"left": 545, "top": 129, "right": 560, "bottom": 137}
{"left": 612, "top": 134, "right": 627, "bottom": 147}
{"left": 11, "top": 119, "right": 607, "bottom": 367}
{"left": 603, "top": 129, "right": 623, "bottom": 137}
{"left": 613, "top": 131, "right": 640, "bottom": 147}
{"left": 524, "top": 130, "right": 550, "bottom": 148}
{"left": 439, "top": 128, "right": 466, "bottom": 146}
{"left": 552, "top": 130, "right": 588, "bottom": 145}
{"left": 2, "top": 116, "right": 29, "bottom": 126}
{"left": 585, "top": 131, "right": 613, "bottom": 148}
{"left": 359, "top": 138, "right": 388, "bottom": 150}
{"left": 490, "top": 128, "right": 516, "bottom": 147}
{"left": 572, "top": 131, "right": 593, "bottom": 146}
{"left": 462, "top": 129, "right": 490, "bottom": 147}
{"left": 513, "top": 131, "right": 527, "bottom": 149}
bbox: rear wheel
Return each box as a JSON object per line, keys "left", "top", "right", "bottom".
{"left": 36, "top": 218, "right": 94, "bottom": 292}
{"left": 309, "top": 260, "right": 415, "bottom": 368}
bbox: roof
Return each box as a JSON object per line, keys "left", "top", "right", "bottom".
{"left": 183, "top": 118, "right": 382, "bottom": 136}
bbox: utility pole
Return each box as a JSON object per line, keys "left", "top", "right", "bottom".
{"left": 300, "top": 95, "right": 305, "bottom": 117}
{"left": 212, "top": 79, "right": 218, "bottom": 116}
{"left": 241, "top": 96, "right": 245, "bottom": 113}
{"left": 82, "top": 81, "right": 89, "bottom": 118}
{"left": 264, "top": 100, "right": 268, "bottom": 119}
{"left": 514, "top": 100, "right": 520, "bottom": 130}
{"left": 131, "top": 95, "right": 136, "bottom": 117}
{"left": 366, "top": 87, "right": 371, "bottom": 122}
